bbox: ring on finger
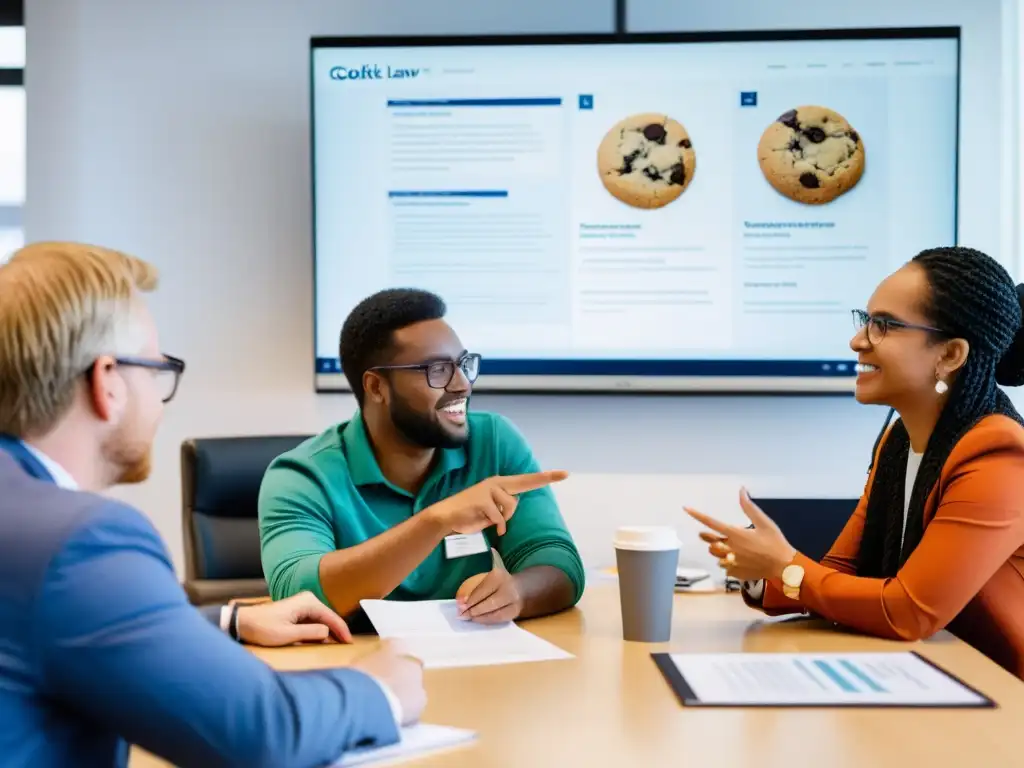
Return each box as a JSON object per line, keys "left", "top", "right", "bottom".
{"left": 725, "top": 552, "right": 736, "bottom": 565}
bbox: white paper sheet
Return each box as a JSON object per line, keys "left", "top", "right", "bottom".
{"left": 360, "top": 599, "right": 574, "bottom": 669}
{"left": 333, "top": 724, "right": 476, "bottom": 767}
{"left": 663, "top": 652, "right": 991, "bottom": 707}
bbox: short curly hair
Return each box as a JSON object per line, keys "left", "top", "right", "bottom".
{"left": 339, "top": 288, "right": 447, "bottom": 404}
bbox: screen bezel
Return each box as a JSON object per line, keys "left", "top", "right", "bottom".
{"left": 310, "top": 27, "right": 961, "bottom": 395}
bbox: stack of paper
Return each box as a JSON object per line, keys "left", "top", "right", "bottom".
{"left": 333, "top": 724, "right": 476, "bottom": 766}
{"left": 360, "top": 599, "right": 574, "bottom": 669}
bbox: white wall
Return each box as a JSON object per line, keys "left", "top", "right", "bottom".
{"left": 25, "top": 0, "right": 1017, "bottom": 575}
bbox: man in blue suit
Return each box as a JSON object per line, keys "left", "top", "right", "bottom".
{"left": 0, "top": 243, "right": 426, "bottom": 767}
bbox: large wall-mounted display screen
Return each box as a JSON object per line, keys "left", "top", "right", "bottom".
{"left": 310, "top": 28, "right": 959, "bottom": 393}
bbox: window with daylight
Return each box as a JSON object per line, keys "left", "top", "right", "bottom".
{"left": 0, "top": 3, "right": 23, "bottom": 265}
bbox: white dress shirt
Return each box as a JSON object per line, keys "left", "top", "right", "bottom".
{"left": 18, "top": 441, "right": 404, "bottom": 727}
{"left": 21, "top": 441, "right": 79, "bottom": 490}
{"left": 902, "top": 450, "right": 923, "bottom": 547}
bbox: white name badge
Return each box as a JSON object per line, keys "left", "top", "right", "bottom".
{"left": 444, "top": 532, "right": 489, "bottom": 559}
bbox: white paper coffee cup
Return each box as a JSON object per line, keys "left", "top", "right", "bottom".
{"left": 614, "top": 526, "right": 680, "bottom": 642}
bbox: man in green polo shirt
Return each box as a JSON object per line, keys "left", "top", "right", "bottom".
{"left": 258, "top": 288, "right": 585, "bottom": 624}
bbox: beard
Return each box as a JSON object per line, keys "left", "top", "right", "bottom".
{"left": 102, "top": 421, "right": 153, "bottom": 485}
{"left": 389, "top": 390, "right": 469, "bottom": 450}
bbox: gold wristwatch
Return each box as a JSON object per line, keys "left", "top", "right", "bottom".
{"left": 781, "top": 563, "right": 805, "bottom": 600}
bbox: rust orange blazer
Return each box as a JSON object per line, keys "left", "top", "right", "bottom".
{"left": 756, "top": 413, "right": 1024, "bottom": 679}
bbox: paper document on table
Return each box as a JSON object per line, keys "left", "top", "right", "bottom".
{"left": 360, "top": 599, "right": 574, "bottom": 669}
{"left": 653, "top": 652, "right": 993, "bottom": 708}
{"left": 333, "top": 724, "right": 476, "bottom": 766}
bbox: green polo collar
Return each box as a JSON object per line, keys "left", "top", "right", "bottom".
{"left": 341, "top": 412, "right": 467, "bottom": 490}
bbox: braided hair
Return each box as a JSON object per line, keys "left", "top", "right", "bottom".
{"left": 856, "top": 247, "right": 1024, "bottom": 577}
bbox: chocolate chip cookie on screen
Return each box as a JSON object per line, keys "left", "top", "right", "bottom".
{"left": 597, "top": 113, "right": 696, "bottom": 209}
{"left": 757, "top": 106, "right": 864, "bottom": 205}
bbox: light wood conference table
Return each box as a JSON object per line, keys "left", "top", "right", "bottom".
{"left": 132, "top": 580, "right": 1024, "bottom": 767}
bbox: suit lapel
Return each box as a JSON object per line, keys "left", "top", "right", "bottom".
{"left": 0, "top": 434, "right": 56, "bottom": 483}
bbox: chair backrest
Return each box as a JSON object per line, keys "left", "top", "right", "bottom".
{"left": 181, "top": 435, "right": 312, "bottom": 582}
{"left": 749, "top": 497, "right": 859, "bottom": 562}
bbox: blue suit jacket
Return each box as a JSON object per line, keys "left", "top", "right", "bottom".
{"left": 0, "top": 438, "right": 399, "bottom": 767}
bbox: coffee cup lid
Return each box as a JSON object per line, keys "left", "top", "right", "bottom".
{"left": 613, "top": 525, "right": 681, "bottom": 552}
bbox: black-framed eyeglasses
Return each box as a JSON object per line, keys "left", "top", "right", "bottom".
{"left": 87, "top": 354, "right": 186, "bottom": 403}
{"left": 371, "top": 352, "right": 482, "bottom": 390}
{"left": 852, "top": 309, "right": 945, "bottom": 346}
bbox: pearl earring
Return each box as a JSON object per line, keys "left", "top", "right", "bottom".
{"left": 935, "top": 378, "right": 949, "bottom": 395}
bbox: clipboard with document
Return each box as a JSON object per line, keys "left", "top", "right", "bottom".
{"left": 653, "top": 651, "right": 995, "bottom": 709}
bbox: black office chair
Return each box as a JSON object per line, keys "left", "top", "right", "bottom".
{"left": 180, "top": 435, "right": 312, "bottom": 605}
{"left": 750, "top": 497, "right": 859, "bottom": 561}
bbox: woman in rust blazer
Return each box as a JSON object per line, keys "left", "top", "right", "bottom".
{"left": 688, "top": 246, "right": 1024, "bottom": 679}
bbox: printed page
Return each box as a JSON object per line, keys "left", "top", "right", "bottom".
{"left": 360, "top": 598, "right": 497, "bottom": 637}
{"left": 360, "top": 599, "right": 574, "bottom": 669}
{"left": 668, "top": 652, "right": 989, "bottom": 706}
{"left": 333, "top": 724, "right": 476, "bottom": 767}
